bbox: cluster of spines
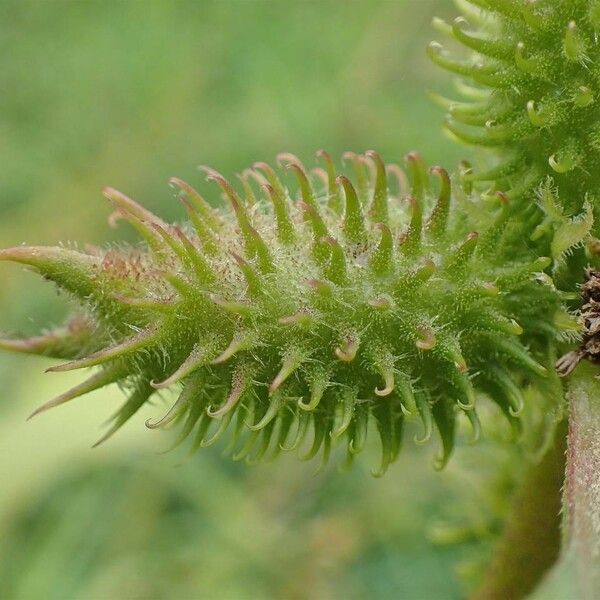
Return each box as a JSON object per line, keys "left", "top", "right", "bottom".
{"left": 429, "top": 0, "right": 600, "bottom": 250}
{"left": 0, "top": 149, "right": 567, "bottom": 474}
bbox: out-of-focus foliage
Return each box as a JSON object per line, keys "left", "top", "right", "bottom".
{"left": 0, "top": 427, "right": 517, "bottom": 600}
{"left": 0, "top": 1, "right": 513, "bottom": 598}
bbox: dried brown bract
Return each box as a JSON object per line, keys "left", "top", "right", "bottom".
{"left": 557, "top": 269, "right": 600, "bottom": 377}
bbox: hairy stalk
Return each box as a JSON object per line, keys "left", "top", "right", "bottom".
{"left": 527, "top": 364, "right": 600, "bottom": 599}
{"left": 471, "top": 418, "right": 567, "bottom": 599}
{"left": 562, "top": 363, "right": 600, "bottom": 598}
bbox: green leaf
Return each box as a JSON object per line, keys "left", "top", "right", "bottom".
{"left": 551, "top": 201, "right": 593, "bottom": 259}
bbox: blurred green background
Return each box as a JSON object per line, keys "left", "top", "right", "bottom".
{"left": 0, "top": 1, "right": 507, "bottom": 598}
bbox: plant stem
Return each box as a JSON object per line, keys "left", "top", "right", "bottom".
{"left": 559, "top": 364, "right": 600, "bottom": 598}
{"left": 470, "top": 418, "right": 568, "bottom": 600}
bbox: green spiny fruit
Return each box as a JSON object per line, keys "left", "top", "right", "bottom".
{"left": 0, "top": 151, "right": 572, "bottom": 474}
{"left": 429, "top": 0, "right": 599, "bottom": 266}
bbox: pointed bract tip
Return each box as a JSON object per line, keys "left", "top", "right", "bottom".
{"left": 496, "top": 191, "right": 509, "bottom": 205}
{"left": 365, "top": 149, "right": 383, "bottom": 162}
{"left": 533, "top": 256, "right": 552, "bottom": 270}
{"left": 168, "top": 176, "right": 184, "bottom": 187}
{"left": 486, "top": 285, "right": 501, "bottom": 298}
{"left": 198, "top": 165, "right": 220, "bottom": 179}
{"left": 201, "top": 165, "right": 236, "bottom": 190}
{"left": 169, "top": 177, "right": 203, "bottom": 201}
{"left": 28, "top": 367, "right": 124, "bottom": 420}
{"left": 102, "top": 187, "right": 138, "bottom": 212}
{"left": 101, "top": 186, "right": 124, "bottom": 201}
{"left": 335, "top": 337, "right": 358, "bottom": 362}
{"left": 305, "top": 278, "right": 332, "bottom": 296}
{"left": 0, "top": 245, "right": 88, "bottom": 267}
{"left": 276, "top": 152, "right": 305, "bottom": 170}
{"left": 229, "top": 252, "right": 252, "bottom": 273}
{"left": 455, "top": 359, "right": 468, "bottom": 374}
{"left": 252, "top": 161, "right": 271, "bottom": 171}
{"left": 375, "top": 373, "right": 394, "bottom": 397}
{"left": 260, "top": 182, "right": 275, "bottom": 196}
{"left": 368, "top": 296, "right": 393, "bottom": 310}
{"left": 510, "top": 320, "right": 524, "bottom": 335}
{"left": 416, "top": 328, "right": 437, "bottom": 350}
{"left": 0, "top": 337, "right": 37, "bottom": 353}
{"left": 284, "top": 161, "right": 309, "bottom": 181}
{"left": 278, "top": 312, "right": 312, "bottom": 327}
{"left": 429, "top": 165, "right": 447, "bottom": 176}
{"left": 404, "top": 150, "right": 422, "bottom": 163}
{"left": 200, "top": 166, "right": 240, "bottom": 197}
{"left": 102, "top": 187, "right": 167, "bottom": 228}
